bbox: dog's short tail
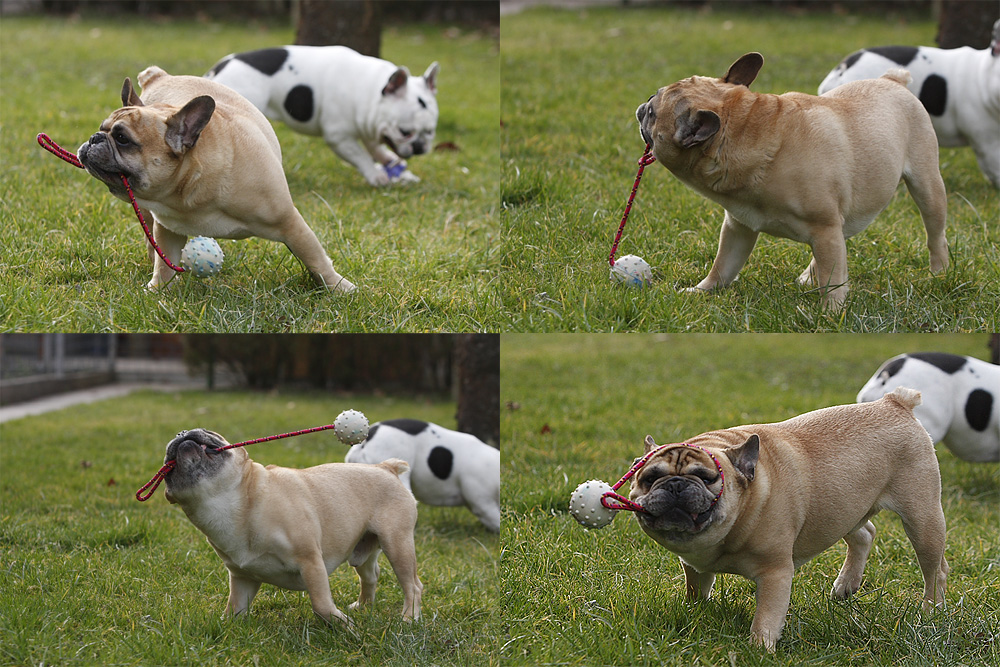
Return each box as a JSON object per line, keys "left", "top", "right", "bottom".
{"left": 377, "top": 458, "right": 410, "bottom": 477}
{"left": 881, "top": 68, "right": 913, "bottom": 86}
{"left": 886, "top": 386, "right": 922, "bottom": 410}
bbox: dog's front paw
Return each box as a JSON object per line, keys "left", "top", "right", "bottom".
{"left": 330, "top": 276, "right": 357, "bottom": 294}
{"left": 365, "top": 169, "right": 391, "bottom": 187}
{"left": 394, "top": 169, "right": 421, "bottom": 184}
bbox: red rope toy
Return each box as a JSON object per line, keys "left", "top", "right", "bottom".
{"left": 36, "top": 133, "right": 185, "bottom": 274}
{"left": 136, "top": 423, "right": 343, "bottom": 501}
{"left": 600, "top": 442, "right": 725, "bottom": 513}
{"left": 608, "top": 143, "right": 656, "bottom": 268}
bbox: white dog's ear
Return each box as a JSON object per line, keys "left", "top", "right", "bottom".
{"left": 121, "top": 78, "right": 144, "bottom": 107}
{"left": 673, "top": 109, "right": 720, "bottom": 148}
{"left": 165, "top": 95, "right": 216, "bottom": 153}
{"left": 382, "top": 67, "right": 410, "bottom": 96}
{"left": 723, "top": 52, "right": 764, "bottom": 87}
{"left": 726, "top": 434, "right": 760, "bottom": 481}
{"left": 423, "top": 62, "right": 440, "bottom": 94}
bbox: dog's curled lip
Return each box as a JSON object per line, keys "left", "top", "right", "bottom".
{"left": 635, "top": 497, "right": 717, "bottom": 535}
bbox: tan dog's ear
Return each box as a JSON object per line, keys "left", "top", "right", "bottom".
{"left": 725, "top": 434, "right": 760, "bottom": 481}
{"left": 121, "top": 78, "right": 144, "bottom": 107}
{"left": 674, "top": 109, "right": 720, "bottom": 148}
{"left": 722, "top": 52, "right": 764, "bottom": 87}
{"left": 644, "top": 434, "right": 658, "bottom": 453}
{"left": 164, "top": 95, "right": 216, "bottom": 153}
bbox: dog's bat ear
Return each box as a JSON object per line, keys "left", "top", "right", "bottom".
{"left": 121, "top": 78, "right": 144, "bottom": 107}
{"left": 726, "top": 434, "right": 760, "bottom": 481}
{"left": 673, "top": 109, "right": 720, "bottom": 148}
{"left": 382, "top": 67, "right": 410, "bottom": 96}
{"left": 165, "top": 95, "right": 216, "bottom": 153}
{"left": 423, "top": 62, "right": 439, "bottom": 94}
{"left": 644, "top": 435, "right": 658, "bottom": 453}
{"left": 723, "top": 52, "right": 764, "bottom": 87}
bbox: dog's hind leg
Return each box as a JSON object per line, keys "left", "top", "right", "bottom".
{"left": 902, "top": 143, "right": 949, "bottom": 273}
{"left": 379, "top": 532, "right": 422, "bottom": 621}
{"left": 348, "top": 531, "right": 382, "bottom": 610}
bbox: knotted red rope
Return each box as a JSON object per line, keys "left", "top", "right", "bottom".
{"left": 36, "top": 133, "right": 185, "bottom": 273}
{"left": 608, "top": 143, "right": 656, "bottom": 268}
{"left": 599, "top": 442, "right": 725, "bottom": 513}
{"left": 135, "top": 423, "right": 343, "bottom": 501}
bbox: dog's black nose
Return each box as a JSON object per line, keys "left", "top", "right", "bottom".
{"left": 412, "top": 140, "right": 426, "bottom": 155}
{"left": 89, "top": 133, "right": 106, "bottom": 146}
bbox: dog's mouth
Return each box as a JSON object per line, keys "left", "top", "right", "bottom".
{"left": 638, "top": 504, "right": 716, "bottom": 535}
{"left": 165, "top": 429, "right": 227, "bottom": 466}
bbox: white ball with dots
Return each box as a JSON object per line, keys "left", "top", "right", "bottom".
{"left": 610, "top": 254, "right": 652, "bottom": 287}
{"left": 569, "top": 479, "right": 617, "bottom": 529}
{"left": 334, "top": 409, "right": 370, "bottom": 445}
{"left": 180, "top": 236, "right": 224, "bottom": 278}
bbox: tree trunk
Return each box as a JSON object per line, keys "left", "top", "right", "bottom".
{"left": 295, "top": 0, "right": 382, "bottom": 57}
{"left": 455, "top": 334, "right": 500, "bottom": 447}
{"left": 936, "top": 0, "right": 999, "bottom": 49}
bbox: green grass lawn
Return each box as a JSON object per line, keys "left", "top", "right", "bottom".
{"left": 500, "top": 6, "right": 999, "bottom": 332}
{"left": 0, "top": 391, "right": 499, "bottom": 666}
{"left": 500, "top": 333, "right": 999, "bottom": 665}
{"left": 1, "top": 16, "right": 500, "bottom": 332}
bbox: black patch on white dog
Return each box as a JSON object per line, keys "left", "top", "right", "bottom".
{"left": 965, "top": 389, "right": 994, "bottom": 432}
{"left": 382, "top": 419, "right": 430, "bottom": 436}
{"left": 427, "top": 446, "right": 453, "bottom": 480}
{"left": 235, "top": 48, "right": 289, "bottom": 76}
{"left": 882, "top": 357, "right": 907, "bottom": 378}
{"left": 842, "top": 50, "right": 864, "bottom": 70}
{"left": 283, "top": 85, "right": 314, "bottom": 123}
{"left": 919, "top": 74, "right": 948, "bottom": 116}
{"left": 207, "top": 59, "right": 230, "bottom": 77}
{"left": 909, "top": 352, "right": 967, "bottom": 374}
{"left": 868, "top": 45, "right": 919, "bottom": 66}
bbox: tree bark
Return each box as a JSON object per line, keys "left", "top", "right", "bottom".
{"left": 455, "top": 334, "right": 500, "bottom": 447}
{"left": 936, "top": 0, "right": 999, "bottom": 49}
{"left": 295, "top": 0, "right": 382, "bottom": 57}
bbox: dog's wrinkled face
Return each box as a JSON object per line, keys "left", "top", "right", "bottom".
{"left": 77, "top": 78, "right": 215, "bottom": 201}
{"left": 630, "top": 444, "right": 726, "bottom": 538}
{"left": 377, "top": 63, "right": 440, "bottom": 158}
{"left": 631, "top": 434, "right": 759, "bottom": 544}
{"left": 635, "top": 53, "right": 764, "bottom": 168}
{"left": 163, "top": 428, "right": 239, "bottom": 501}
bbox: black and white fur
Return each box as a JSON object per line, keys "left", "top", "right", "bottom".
{"left": 857, "top": 352, "right": 999, "bottom": 462}
{"left": 206, "top": 45, "right": 439, "bottom": 187}
{"left": 819, "top": 19, "right": 1000, "bottom": 188}
{"left": 345, "top": 419, "right": 500, "bottom": 532}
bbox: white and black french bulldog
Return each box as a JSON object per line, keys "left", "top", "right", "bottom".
{"left": 206, "top": 45, "right": 439, "bottom": 187}
{"left": 819, "top": 19, "right": 1000, "bottom": 188}
{"left": 345, "top": 419, "right": 500, "bottom": 532}
{"left": 857, "top": 352, "right": 999, "bottom": 462}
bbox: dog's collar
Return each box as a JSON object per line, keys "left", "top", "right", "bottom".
{"left": 602, "top": 442, "right": 725, "bottom": 512}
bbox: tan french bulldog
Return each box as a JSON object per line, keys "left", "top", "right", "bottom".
{"left": 628, "top": 387, "right": 948, "bottom": 651}
{"left": 635, "top": 53, "right": 949, "bottom": 309}
{"left": 77, "top": 66, "right": 355, "bottom": 293}
{"left": 162, "top": 428, "right": 422, "bottom": 626}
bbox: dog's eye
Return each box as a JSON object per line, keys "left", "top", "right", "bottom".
{"left": 695, "top": 471, "right": 719, "bottom": 484}
{"left": 400, "top": 129, "right": 414, "bottom": 138}
{"left": 113, "top": 130, "right": 131, "bottom": 147}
